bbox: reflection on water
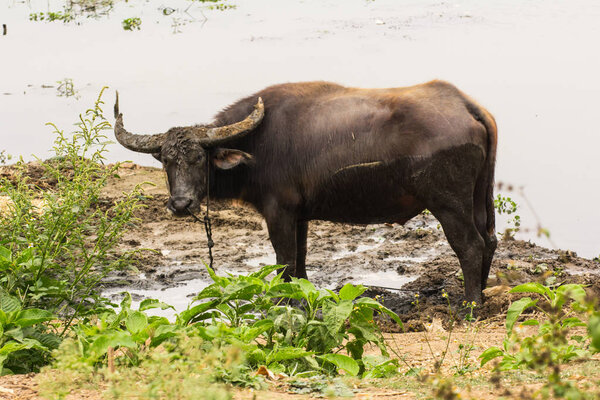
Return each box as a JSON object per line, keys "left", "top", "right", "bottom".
{"left": 1, "top": 0, "right": 599, "bottom": 258}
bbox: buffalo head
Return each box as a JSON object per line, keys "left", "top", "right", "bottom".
{"left": 113, "top": 93, "right": 264, "bottom": 215}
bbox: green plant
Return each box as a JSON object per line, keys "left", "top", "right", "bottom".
{"left": 494, "top": 194, "right": 521, "bottom": 239}
{"left": 122, "top": 17, "right": 142, "bottom": 31}
{"left": 0, "top": 288, "right": 60, "bottom": 375}
{"left": 179, "top": 264, "right": 402, "bottom": 377}
{"left": 393, "top": 291, "right": 480, "bottom": 377}
{"left": 190, "top": 0, "right": 237, "bottom": 11}
{"left": 480, "top": 282, "right": 597, "bottom": 398}
{"left": 29, "top": 11, "right": 74, "bottom": 22}
{"left": 207, "top": 3, "right": 236, "bottom": 10}
{"left": 68, "top": 293, "right": 177, "bottom": 367}
{"left": 29, "top": 0, "right": 114, "bottom": 24}
{"left": 0, "top": 88, "right": 144, "bottom": 336}
{"left": 39, "top": 334, "right": 238, "bottom": 400}
{"left": 56, "top": 78, "right": 78, "bottom": 98}
{"left": 0, "top": 151, "right": 11, "bottom": 165}
{"left": 452, "top": 300, "right": 479, "bottom": 376}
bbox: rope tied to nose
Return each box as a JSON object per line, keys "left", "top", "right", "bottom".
{"left": 186, "top": 154, "right": 214, "bottom": 269}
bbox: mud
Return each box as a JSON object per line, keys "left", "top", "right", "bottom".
{"left": 85, "top": 164, "right": 600, "bottom": 329}
{"left": 6, "top": 161, "right": 598, "bottom": 328}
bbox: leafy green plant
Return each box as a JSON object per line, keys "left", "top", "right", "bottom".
{"left": 122, "top": 17, "right": 142, "bottom": 31}
{"left": 480, "top": 282, "right": 597, "bottom": 398}
{"left": 39, "top": 334, "right": 240, "bottom": 400}
{"left": 393, "top": 291, "right": 480, "bottom": 377}
{"left": 180, "top": 264, "right": 402, "bottom": 377}
{"left": 0, "top": 151, "right": 11, "bottom": 165}
{"left": 0, "top": 288, "right": 59, "bottom": 375}
{"left": 56, "top": 78, "right": 78, "bottom": 98}
{"left": 68, "top": 293, "right": 177, "bottom": 367}
{"left": 494, "top": 194, "right": 521, "bottom": 239}
{"left": 0, "top": 88, "right": 144, "bottom": 337}
{"left": 29, "top": 11, "right": 75, "bottom": 22}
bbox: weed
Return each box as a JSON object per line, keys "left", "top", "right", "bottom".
{"left": 190, "top": 0, "right": 237, "bottom": 11}
{"left": 38, "top": 335, "right": 237, "bottom": 400}
{"left": 29, "top": 11, "right": 74, "bottom": 23}
{"left": 56, "top": 78, "right": 78, "bottom": 98}
{"left": 494, "top": 194, "right": 521, "bottom": 239}
{"left": 122, "top": 17, "right": 142, "bottom": 31}
{"left": 395, "top": 291, "right": 480, "bottom": 378}
{"left": 180, "top": 264, "right": 402, "bottom": 377}
{"left": 480, "top": 282, "right": 599, "bottom": 398}
{"left": 0, "top": 88, "right": 144, "bottom": 372}
{"left": 207, "top": 3, "right": 236, "bottom": 11}
{"left": 29, "top": 0, "right": 114, "bottom": 23}
{"left": 0, "top": 288, "right": 59, "bottom": 374}
{"left": 0, "top": 151, "right": 10, "bottom": 165}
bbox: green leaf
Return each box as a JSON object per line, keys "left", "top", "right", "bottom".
{"left": 588, "top": 314, "right": 600, "bottom": 352}
{"left": 266, "top": 346, "right": 314, "bottom": 363}
{"left": 506, "top": 297, "right": 537, "bottom": 333}
{"left": 206, "top": 266, "right": 229, "bottom": 287}
{"left": 0, "top": 292, "right": 21, "bottom": 313}
{"left": 14, "top": 308, "right": 54, "bottom": 328}
{"left": 354, "top": 297, "right": 403, "bottom": 327}
{"left": 0, "top": 247, "right": 11, "bottom": 261}
{"left": 222, "top": 281, "right": 263, "bottom": 302}
{"left": 339, "top": 283, "right": 366, "bottom": 301}
{"left": 0, "top": 338, "right": 47, "bottom": 356}
{"left": 318, "top": 353, "right": 359, "bottom": 376}
{"left": 479, "top": 347, "right": 504, "bottom": 366}
{"left": 89, "top": 331, "right": 137, "bottom": 361}
{"left": 119, "top": 292, "right": 132, "bottom": 310}
{"left": 249, "top": 264, "right": 281, "bottom": 279}
{"left": 510, "top": 283, "right": 551, "bottom": 298}
{"left": 294, "top": 279, "right": 317, "bottom": 297}
{"left": 241, "top": 319, "right": 273, "bottom": 342}
{"left": 323, "top": 300, "right": 353, "bottom": 335}
{"left": 194, "top": 284, "right": 223, "bottom": 300}
{"left": 151, "top": 325, "right": 178, "bottom": 346}
{"left": 562, "top": 317, "right": 586, "bottom": 328}
{"left": 125, "top": 311, "right": 148, "bottom": 335}
{"left": 139, "top": 299, "right": 175, "bottom": 311}
{"left": 362, "top": 355, "right": 398, "bottom": 378}
{"left": 520, "top": 319, "right": 540, "bottom": 326}
{"left": 177, "top": 300, "right": 220, "bottom": 325}
{"left": 555, "top": 284, "right": 587, "bottom": 308}
{"left": 266, "top": 283, "right": 303, "bottom": 299}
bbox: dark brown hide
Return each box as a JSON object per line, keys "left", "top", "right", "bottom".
{"left": 119, "top": 80, "right": 498, "bottom": 303}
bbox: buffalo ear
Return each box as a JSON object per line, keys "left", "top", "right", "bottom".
{"left": 212, "top": 148, "right": 253, "bottom": 170}
{"left": 152, "top": 152, "right": 161, "bottom": 162}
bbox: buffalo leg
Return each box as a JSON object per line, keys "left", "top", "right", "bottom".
{"left": 431, "top": 207, "right": 486, "bottom": 304}
{"left": 473, "top": 178, "right": 498, "bottom": 289}
{"left": 264, "top": 209, "right": 297, "bottom": 281}
{"left": 295, "top": 220, "right": 308, "bottom": 279}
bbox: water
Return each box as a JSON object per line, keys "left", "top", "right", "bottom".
{"left": 1, "top": 0, "right": 599, "bottom": 258}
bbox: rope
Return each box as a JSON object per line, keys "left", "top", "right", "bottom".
{"left": 186, "top": 154, "right": 214, "bottom": 269}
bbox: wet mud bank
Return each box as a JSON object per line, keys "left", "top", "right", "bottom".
{"left": 101, "top": 165, "right": 600, "bottom": 327}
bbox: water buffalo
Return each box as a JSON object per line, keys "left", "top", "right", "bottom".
{"left": 114, "top": 80, "right": 497, "bottom": 303}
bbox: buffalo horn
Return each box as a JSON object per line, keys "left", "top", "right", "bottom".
{"left": 113, "top": 91, "right": 167, "bottom": 153}
{"left": 200, "top": 97, "right": 264, "bottom": 147}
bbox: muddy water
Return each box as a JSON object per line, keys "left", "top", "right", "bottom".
{"left": 1, "top": 0, "right": 599, "bottom": 258}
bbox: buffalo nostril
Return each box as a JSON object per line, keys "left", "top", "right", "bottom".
{"left": 170, "top": 197, "right": 192, "bottom": 212}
